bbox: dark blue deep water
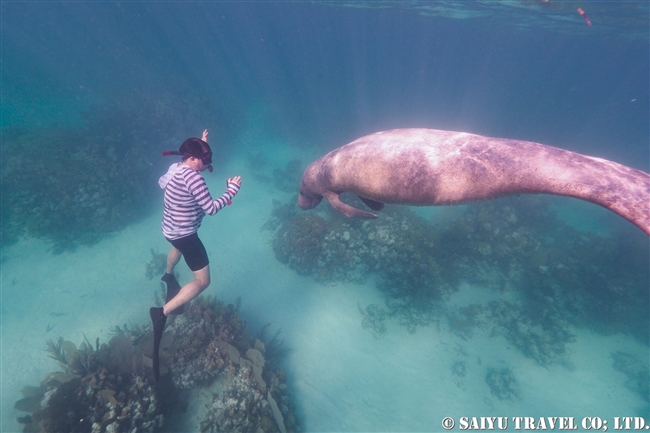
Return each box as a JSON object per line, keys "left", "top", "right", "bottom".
{"left": 3, "top": 2, "right": 648, "bottom": 164}
{"left": 2, "top": 2, "right": 649, "bottom": 432}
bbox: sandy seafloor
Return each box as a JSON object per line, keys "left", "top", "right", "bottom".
{"left": 1, "top": 142, "right": 648, "bottom": 432}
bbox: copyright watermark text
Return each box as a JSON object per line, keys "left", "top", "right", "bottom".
{"left": 440, "top": 416, "right": 650, "bottom": 431}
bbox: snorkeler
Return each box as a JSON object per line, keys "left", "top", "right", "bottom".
{"left": 150, "top": 129, "right": 242, "bottom": 381}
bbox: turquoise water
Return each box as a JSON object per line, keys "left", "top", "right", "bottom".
{"left": 2, "top": 2, "right": 648, "bottom": 432}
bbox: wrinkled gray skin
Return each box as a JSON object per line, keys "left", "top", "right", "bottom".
{"left": 298, "top": 128, "right": 650, "bottom": 235}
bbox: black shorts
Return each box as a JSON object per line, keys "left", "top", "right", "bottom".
{"left": 167, "top": 233, "right": 209, "bottom": 272}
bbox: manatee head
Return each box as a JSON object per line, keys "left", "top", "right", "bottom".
{"left": 298, "top": 181, "right": 323, "bottom": 210}
{"left": 298, "top": 164, "right": 323, "bottom": 210}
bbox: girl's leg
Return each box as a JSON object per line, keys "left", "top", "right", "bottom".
{"left": 163, "top": 265, "right": 211, "bottom": 315}
{"left": 166, "top": 246, "right": 182, "bottom": 274}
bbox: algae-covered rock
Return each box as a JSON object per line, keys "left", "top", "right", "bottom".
{"left": 485, "top": 367, "right": 520, "bottom": 401}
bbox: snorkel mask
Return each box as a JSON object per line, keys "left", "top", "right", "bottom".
{"left": 163, "top": 138, "right": 213, "bottom": 172}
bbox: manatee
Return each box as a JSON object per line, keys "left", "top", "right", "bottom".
{"left": 298, "top": 128, "right": 650, "bottom": 235}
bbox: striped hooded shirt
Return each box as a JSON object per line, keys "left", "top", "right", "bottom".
{"left": 159, "top": 163, "right": 240, "bottom": 240}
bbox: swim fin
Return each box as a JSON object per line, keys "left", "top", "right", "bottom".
{"left": 149, "top": 307, "right": 167, "bottom": 381}
{"left": 161, "top": 273, "right": 184, "bottom": 315}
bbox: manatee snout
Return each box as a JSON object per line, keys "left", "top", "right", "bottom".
{"left": 298, "top": 189, "right": 322, "bottom": 210}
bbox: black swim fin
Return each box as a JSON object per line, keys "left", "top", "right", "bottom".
{"left": 150, "top": 307, "right": 167, "bottom": 381}
{"left": 161, "top": 273, "right": 184, "bottom": 315}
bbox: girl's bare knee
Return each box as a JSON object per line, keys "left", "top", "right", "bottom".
{"left": 193, "top": 265, "right": 211, "bottom": 291}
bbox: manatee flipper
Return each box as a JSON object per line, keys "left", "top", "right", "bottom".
{"left": 323, "top": 191, "right": 377, "bottom": 218}
{"left": 149, "top": 307, "right": 167, "bottom": 381}
{"left": 359, "top": 196, "right": 385, "bottom": 211}
{"left": 161, "top": 273, "right": 184, "bottom": 315}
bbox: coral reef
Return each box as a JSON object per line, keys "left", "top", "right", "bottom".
{"left": 273, "top": 213, "right": 330, "bottom": 277}
{"left": 255, "top": 323, "right": 292, "bottom": 370}
{"left": 272, "top": 197, "right": 454, "bottom": 297}
{"left": 162, "top": 296, "right": 248, "bottom": 389}
{"left": 15, "top": 295, "right": 301, "bottom": 433}
{"left": 16, "top": 333, "right": 162, "bottom": 433}
{"left": 485, "top": 367, "right": 520, "bottom": 401}
{"left": 199, "top": 365, "right": 298, "bottom": 433}
{"left": 263, "top": 199, "right": 300, "bottom": 232}
{"left": 488, "top": 300, "right": 575, "bottom": 366}
{"left": 446, "top": 304, "right": 489, "bottom": 341}
{"left": 1, "top": 127, "right": 153, "bottom": 252}
{"left": 162, "top": 296, "right": 301, "bottom": 432}
{"left": 1, "top": 90, "right": 212, "bottom": 251}
{"left": 357, "top": 303, "right": 388, "bottom": 338}
{"left": 268, "top": 195, "right": 649, "bottom": 366}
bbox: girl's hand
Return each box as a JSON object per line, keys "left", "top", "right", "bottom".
{"left": 202, "top": 129, "right": 209, "bottom": 142}
{"left": 228, "top": 176, "right": 242, "bottom": 187}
